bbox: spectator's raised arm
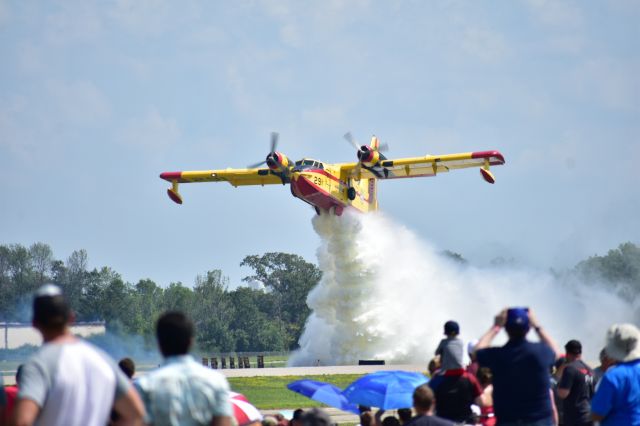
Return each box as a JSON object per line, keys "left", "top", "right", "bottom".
{"left": 474, "top": 309, "right": 506, "bottom": 353}
{"left": 528, "top": 310, "right": 561, "bottom": 359}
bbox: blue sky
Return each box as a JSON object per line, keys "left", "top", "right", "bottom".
{"left": 1, "top": 0, "right": 638, "bottom": 288}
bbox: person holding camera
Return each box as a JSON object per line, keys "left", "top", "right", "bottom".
{"left": 473, "top": 308, "right": 561, "bottom": 426}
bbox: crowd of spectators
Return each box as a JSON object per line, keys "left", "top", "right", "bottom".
{"left": 0, "top": 286, "right": 638, "bottom": 426}
{"left": 337, "top": 308, "right": 639, "bottom": 426}
{"left": 410, "top": 309, "right": 640, "bottom": 425}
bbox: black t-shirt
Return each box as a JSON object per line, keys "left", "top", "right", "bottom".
{"left": 476, "top": 339, "right": 556, "bottom": 422}
{"left": 558, "top": 359, "right": 594, "bottom": 424}
{"left": 405, "top": 414, "right": 455, "bottom": 426}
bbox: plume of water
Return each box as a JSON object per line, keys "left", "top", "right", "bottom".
{"left": 288, "top": 211, "right": 637, "bottom": 366}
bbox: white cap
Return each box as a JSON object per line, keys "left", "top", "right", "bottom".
{"left": 35, "top": 284, "right": 63, "bottom": 298}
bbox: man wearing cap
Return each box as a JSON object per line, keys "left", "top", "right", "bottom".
{"left": 556, "top": 340, "right": 594, "bottom": 426}
{"left": 590, "top": 323, "right": 640, "bottom": 425}
{"left": 13, "top": 285, "right": 145, "bottom": 426}
{"left": 473, "top": 308, "right": 561, "bottom": 426}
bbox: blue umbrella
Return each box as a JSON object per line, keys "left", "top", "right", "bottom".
{"left": 287, "top": 379, "right": 360, "bottom": 414}
{"left": 342, "top": 370, "right": 429, "bottom": 409}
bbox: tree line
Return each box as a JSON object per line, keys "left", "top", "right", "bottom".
{"left": 1, "top": 242, "right": 638, "bottom": 354}
{"left": 0, "top": 244, "right": 320, "bottom": 353}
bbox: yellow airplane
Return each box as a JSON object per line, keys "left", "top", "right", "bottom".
{"left": 160, "top": 132, "right": 505, "bottom": 216}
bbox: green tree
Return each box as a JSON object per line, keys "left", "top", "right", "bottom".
{"left": 440, "top": 250, "right": 468, "bottom": 265}
{"left": 192, "top": 270, "right": 235, "bottom": 352}
{"left": 99, "top": 275, "right": 136, "bottom": 333}
{"left": 228, "top": 287, "right": 287, "bottom": 351}
{"left": 61, "top": 249, "right": 88, "bottom": 313}
{"left": 162, "top": 282, "right": 195, "bottom": 313}
{"left": 575, "top": 242, "right": 640, "bottom": 299}
{"left": 28, "top": 242, "right": 53, "bottom": 284}
{"left": 78, "top": 266, "right": 118, "bottom": 321}
{"left": 241, "top": 252, "right": 321, "bottom": 349}
{"left": 122, "top": 279, "right": 164, "bottom": 339}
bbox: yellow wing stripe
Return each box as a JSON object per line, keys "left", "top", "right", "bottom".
{"left": 160, "top": 169, "right": 283, "bottom": 187}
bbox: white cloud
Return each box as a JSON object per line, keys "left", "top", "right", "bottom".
{"left": 45, "top": 80, "right": 111, "bottom": 126}
{"left": 461, "top": 27, "right": 509, "bottom": 63}
{"left": 118, "top": 108, "right": 181, "bottom": 151}
{"left": 301, "top": 105, "right": 347, "bottom": 128}
{"left": 185, "top": 25, "right": 227, "bottom": 46}
{"left": 572, "top": 58, "right": 640, "bottom": 111}
{"left": 0, "top": 95, "right": 33, "bottom": 160}
{"left": 546, "top": 34, "right": 585, "bottom": 55}
{"left": 109, "top": 0, "right": 190, "bottom": 37}
{"left": 43, "top": 2, "right": 104, "bottom": 45}
{"left": 0, "top": 0, "right": 10, "bottom": 26}
{"left": 16, "top": 42, "right": 44, "bottom": 74}
{"left": 526, "top": 0, "right": 584, "bottom": 29}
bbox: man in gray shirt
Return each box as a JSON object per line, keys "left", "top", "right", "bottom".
{"left": 13, "top": 285, "right": 145, "bottom": 426}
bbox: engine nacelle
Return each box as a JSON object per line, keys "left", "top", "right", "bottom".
{"left": 266, "top": 151, "right": 290, "bottom": 171}
{"left": 357, "top": 146, "right": 380, "bottom": 167}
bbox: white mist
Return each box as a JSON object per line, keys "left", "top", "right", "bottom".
{"left": 288, "top": 211, "right": 636, "bottom": 366}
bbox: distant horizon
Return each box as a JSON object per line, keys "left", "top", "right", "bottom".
{"left": 1, "top": 237, "right": 635, "bottom": 289}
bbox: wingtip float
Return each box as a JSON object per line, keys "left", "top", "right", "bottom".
{"left": 159, "top": 133, "right": 506, "bottom": 215}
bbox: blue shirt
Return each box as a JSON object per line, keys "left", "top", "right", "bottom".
{"left": 591, "top": 359, "right": 640, "bottom": 426}
{"left": 477, "top": 339, "right": 555, "bottom": 422}
{"left": 135, "top": 355, "right": 232, "bottom": 426}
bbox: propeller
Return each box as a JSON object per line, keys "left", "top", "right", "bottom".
{"left": 344, "top": 131, "right": 388, "bottom": 153}
{"left": 247, "top": 132, "right": 280, "bottom": 169}
{"left": 270, "top": 131, "right": 279, "bottom": 152}
{"left": 344, "top": 132, "right": 363, "bottom": 152}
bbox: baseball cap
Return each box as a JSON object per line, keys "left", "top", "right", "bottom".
{"left": 444, "top": 320, "right": 460, "bottom": 335}
{"left": 32, "top": 284, "right": 71, "bottom": 328}
{"left": 565, "top": 340, "right": 582, "bottom": 355}
{"left": 505, "top": 308, "right": 529, "bottom": 331}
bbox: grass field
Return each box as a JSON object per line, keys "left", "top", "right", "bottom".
{"left": 228, "top": 374, "right": 364, "bottom": 409}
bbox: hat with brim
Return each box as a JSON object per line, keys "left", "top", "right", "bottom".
{"left": 605, "top": 323, "right": 640, "bottom": 363}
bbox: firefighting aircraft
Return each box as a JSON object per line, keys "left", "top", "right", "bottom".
{"left": 160, "top": 132, "right": 505, "bottom": 216}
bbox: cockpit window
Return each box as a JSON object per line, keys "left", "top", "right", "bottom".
{"left": 294, "top": 159, "right": 324, "bottom": 170}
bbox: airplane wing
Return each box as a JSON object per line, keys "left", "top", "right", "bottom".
{"left": 160, "top": 168, "right": 287, "bottom": 204}
{"left": 160, "top": 168, "right": 285, "bottom": 187}
{"left": 338, "top": 150, "right": 505, "bottom": 181}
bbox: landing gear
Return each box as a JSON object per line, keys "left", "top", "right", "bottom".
{"left": 347, "top": 187, "right": 356, "bottom": 201}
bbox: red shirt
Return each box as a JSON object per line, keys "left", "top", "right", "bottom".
{"left": 3, "top": 385, "right": 18, "bottom": 422}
